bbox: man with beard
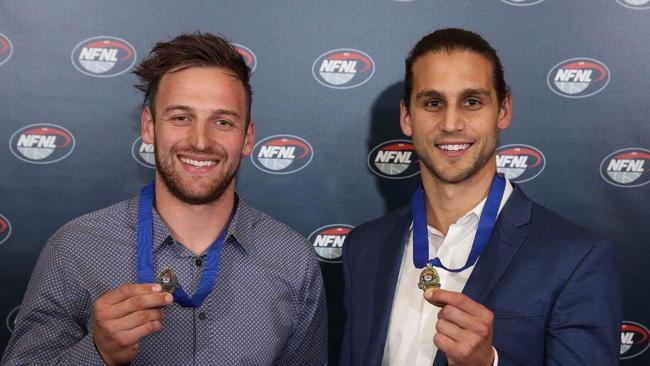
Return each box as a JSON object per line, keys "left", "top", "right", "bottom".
{"left": 339, "top": 29, "right": 621, "bottom": 366}
{"left": 2, "top": 33, "right": 326, "bottom": 366}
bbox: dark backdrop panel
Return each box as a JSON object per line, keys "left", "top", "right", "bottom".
{"left": 1, "top": 0, "right": 648, "bottom": 363}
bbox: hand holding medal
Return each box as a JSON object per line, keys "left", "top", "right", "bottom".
{"left": 92, "top": 283, "right": 173, "bottom": 365}
{"left": 424, "top": 289, "right": 495, "bottom": 366}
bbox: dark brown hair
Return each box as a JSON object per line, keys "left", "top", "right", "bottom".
{"left": 403, "top": 28, "right": 509, "bottom": 109}
{"left": 133, "top": 32, "right": 252, "bottom": 122}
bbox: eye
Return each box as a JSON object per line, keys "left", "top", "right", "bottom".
{"left": 424, "top": 99, "right": 443, "bottom": 110}
{"left": 214, "top": 119, "right": 233, "bottom": 128}
{"left": 464, "top": 98, "right": 482, "bottom": 109}
{"left": 170, "top": 115, "right": 191, "bottom": 125}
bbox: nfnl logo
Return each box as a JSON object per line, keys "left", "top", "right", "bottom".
{"left": 368, "top": 140, "right": 420, "bottom": 179}
{"left": 234, "top": 44, "right": 257, "bottom": 73}
{"left": 5, "top": 306, "right": 19, "bottom": 333}
{"left": 71, "top": 36, "right": 137, "bottom": 77}
{"left": 308, "top": 224, "right": 354, "bottom": 263}
{"left": 500, "top": 0, "right": 544, "bottom": 6}
{"left": 547, "top": 58, "right": 610, "bottom": 98}
{"left": 496, "top": 144, "right": 545, "bottom": 183}
{"left": 312, "top": 49, "right": 375, "bottom": 89}
{"left": 9, "top": 124, "right": 75, "bottom": 164}
{"left": 131, "top": 137, "right": 155, "bottom": 169}
{"left": 0, "top": 214, "right": 11, "bottom": 246}
{"left": 617, "top": 0, "right": 650, "bottom": 10}
{"left": 0, "top": 32, "right": 13, "bottom": 67}
{"left": 600, "top": 148, "right": 650, "bottom": 188}
{"left": 251, "top": 135, "right": 313, "bottom": 174}
{"left": 621, "top": 321, "right": 650, "bottom": 359}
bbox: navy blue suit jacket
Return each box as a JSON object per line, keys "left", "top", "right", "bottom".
{"left": 340, "top": 186, "right": 621, "bottom": 366}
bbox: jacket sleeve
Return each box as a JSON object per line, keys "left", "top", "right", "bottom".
{"left": 544, "top": 239, "right": 622, "bottom": 366}
{"left": 1, "top": 234, "right": 106, "bottom": 365}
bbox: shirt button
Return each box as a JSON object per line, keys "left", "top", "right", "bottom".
{"left": 195, "top": 258, "right": 203, "bottom": 267}
{"left": 198, "top": 312, "right": 207, "bottom": 320}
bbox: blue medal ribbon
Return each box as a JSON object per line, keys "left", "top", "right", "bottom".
{"left": 136, "top": 181, "right": 236, "bottom": 308}
{"left": 412, "top": 174, "right": 505, "bottom": 271}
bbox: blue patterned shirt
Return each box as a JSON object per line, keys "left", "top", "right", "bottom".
{"left": 2, "top": 194, "right": 327, "bottom": 365}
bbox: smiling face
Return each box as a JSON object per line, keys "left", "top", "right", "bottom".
{"left": 401, "top": 50, "right": 511, "bottom": 186}
{"left": 141, "top": 66, "right": 255, "bottom": 205}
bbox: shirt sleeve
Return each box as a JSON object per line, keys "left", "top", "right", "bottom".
{"left": 273, "top": 252, "right": 328, "bottom": 366}
{"left": 1, "top": 232, "right": 107, "bottom": 365}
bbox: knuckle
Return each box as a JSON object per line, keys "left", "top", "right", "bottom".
{"left": 115, "top": 334, "right": 131, "bottom": 348}
{"left": 476, "top": 324, "right": 489, "bottom": 338}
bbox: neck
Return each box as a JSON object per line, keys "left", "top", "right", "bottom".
{"left": 154, "top": 178, "right": 235, "bottom": 256}
{"left": 421, "top": 162, "right": 496, "bottom": 236}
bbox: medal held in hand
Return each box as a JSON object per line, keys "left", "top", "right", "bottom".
{"left": 412, "top": 174, "right": 506, "bottom": 292}
{"left": 157, "top": 267, "right": 179, "bottom": 294}
{"left": 418, "top": 263, "right": 441, "bottom": 291}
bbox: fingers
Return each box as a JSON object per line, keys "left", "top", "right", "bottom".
{"left": 437, "top": 304, "right": 493, "bottom": 338}
{"left": 118, "top": 308, "right": 165, "bottom": 331}
{"left": 102, "top": 283, "right": 163, "bottom": 305}
{"left": 111, "top": 319, "right": 163, "bottom": 347}
{"left": 425, "top": 289, "right": 490, "bottom": 318}
{"left": 97, "top": 284, "right": 173, "bottom": 320}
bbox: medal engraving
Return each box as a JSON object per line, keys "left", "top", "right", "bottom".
{"left": 418, "top": 264, "right": 441, "bottom": 291}
{"left": 157, "top": 267, "right": 179, "bottom": 294}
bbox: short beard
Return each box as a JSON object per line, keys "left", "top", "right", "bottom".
{"left": 420, "top": 135, "right": 498, "bottom": 184}
{"left": 154, "top": 145, "right": 239, "bottom": 205}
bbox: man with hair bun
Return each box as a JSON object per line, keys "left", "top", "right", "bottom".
{"left": 340, "top": 28, "right": 621, "bottom": 366}
{"left": 2, "top": 33, "right": 327, "bottom": 365}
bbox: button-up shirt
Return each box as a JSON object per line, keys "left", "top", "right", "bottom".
{"left": 2, "top": 194, "right": 327, "bottom": 365}
{"left": 382, "top": 180, "right": 513, "bottom": 366}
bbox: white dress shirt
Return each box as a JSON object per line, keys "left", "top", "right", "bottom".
{"left": 382, "top": 180, "right": 513, "bottom": 366}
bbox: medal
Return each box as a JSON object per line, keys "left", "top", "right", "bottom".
{"left": 136, "top": 182, "right": 237, "bottom": 308}
{"left": 412, "top": 174, "right": 506, "bottom": 290}
{"left": 418, "top": 263, "right": 441, "bottom": 291}
{"left": 156, "top": 267, "right": 179, "bottom": 294}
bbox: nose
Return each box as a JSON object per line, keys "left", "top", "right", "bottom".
{"left": 440, "top": 106, "right": 465, "bottom": 133}
{"left": 188, "top": 120, "right": 209, "bottom": 150}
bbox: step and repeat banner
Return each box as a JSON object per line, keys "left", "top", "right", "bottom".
{"left": 1, "top": 0, "right": 648, "bottom": 363}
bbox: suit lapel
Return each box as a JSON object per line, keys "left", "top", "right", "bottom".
{"left": 365, "top": 207, "right": 412, "bottom": 365}
{"left": 433, "top": 186, "right": 532, "bottom": 366}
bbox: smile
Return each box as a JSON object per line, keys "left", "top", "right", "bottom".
{"left": 179, "top": 156, "right": 217, "bottom": 168}
{"left": 437, "top": 143, "right": 471, "bottom": 151}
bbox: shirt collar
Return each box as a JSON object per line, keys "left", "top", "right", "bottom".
{"left": 409, "top": 178, "right": 514, "bottom": 232}
{"left": 130, "top": 192, "right": 254, "bottom": 254}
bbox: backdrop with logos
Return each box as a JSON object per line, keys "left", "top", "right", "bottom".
{"left": 1, "top": 0, "right": 649, "bottom": 363}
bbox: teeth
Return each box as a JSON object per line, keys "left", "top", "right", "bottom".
{"left": 439, "top": 144, "right": 470, "bottom": 151}
{"left": 180, "top": 157, "right": 216, "bottom": 168}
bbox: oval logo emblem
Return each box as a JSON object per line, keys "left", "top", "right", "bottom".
{"left": 600, "top": 148, "right": 650, "bottom": 188}
{"left": 312, "top": 48, "right": 375, "bottom": 89}
{"left": 10, "top": 124, "right": 76, "bottom": 164}
{"left": 367, "top": 140, "right": 420, "bottom": 179}
{"left": 71, "top": 36, "right": 137, "bottom": 77}
{"left": 251, "top": 135, "right": 314, "bottom": 175}
{"left": 308, "top": 224, "right": 354, "bottom": 263}
{"left": 547, "top": 58, "right": 610, "bottom": 98}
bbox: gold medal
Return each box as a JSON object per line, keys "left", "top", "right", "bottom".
{"left": 418, "top": 263, "right": 441, "bottom": 291}
{"left": 156, "top": 267, "right": 179, "bottom": 294}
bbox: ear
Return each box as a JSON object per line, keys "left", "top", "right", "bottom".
{"left": 399, "top": 99, "right": 413, "bottom": 137}
{"left": 497, "top": 92, "right": 512, "bottom": 130}
{"left": 141, "top": 106, "right": 155, "bottom": 144}
{"left": 242, "top": 120, "right": 256, "bottom": 157}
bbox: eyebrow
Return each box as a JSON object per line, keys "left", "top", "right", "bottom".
{"left": 162, "top": 105, "right": 242, "bottom": 120}
{"left": 415, "top": 88, "right": 492, "bottom": 100}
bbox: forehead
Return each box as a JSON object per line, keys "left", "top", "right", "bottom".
{"left": 155, "top": 66, "right": 246, "bottom": 107}
{"left": 411, "top": 50, "right": 495, "bottom": 94}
